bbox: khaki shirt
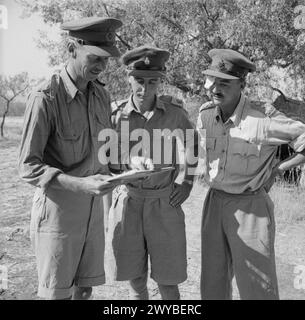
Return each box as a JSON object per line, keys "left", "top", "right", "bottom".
{"left": 19, "top": 67, "right": 112, "bottom": 190}
{"left": 111, "top": 95, "right": 195, "bottom": 189}
{"left": 197, "top": 93, "right": 305, "bottom": 193}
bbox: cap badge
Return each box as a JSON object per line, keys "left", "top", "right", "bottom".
{"left": 144, "top": 57, "right": 150, "bottom": 65}
{"left": 217, "top": 59, "right": 227, "bottom": 72}
{"left": 106, "top": 32, "right": 115, "bottom": 42}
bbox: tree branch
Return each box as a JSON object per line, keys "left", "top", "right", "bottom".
{"left": 0, "top": 95, "right": 9, "bottom": 102}
{"left": 198, "top": 2, "right": 219, "bottom": 23}
{"left": 271, "top": 87, "right": 287, "bottom": 100}
{"left": 134, "top": 21, "right": 155, "bottom": 41}
{"left": 161, "top": 14, "right": 184, "bottom": 33}
{"left": 160, "top": 14, "right": 198, "bottom": 40}
{"left": 115, "top": 33, "right": 132, "bottom": 50}
{"left": 102, "top": 3, "right": 110, "bottom": 16}
{"left": 275, "top": 60, "right": 293, "bottom": 68}
{"left": 10, "top": 85, "right": 29, "bottom": 101}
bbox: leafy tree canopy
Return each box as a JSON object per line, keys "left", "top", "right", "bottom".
{"left": 18, "top": 0, "right": 305, "bottom": 102}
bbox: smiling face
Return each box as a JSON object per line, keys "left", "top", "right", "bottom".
{"left": 74, "top": 46, "right": 109, "bottom": 81}
{"left": 129, "top": 75, "right": 161, "bottom": 107}
{"left": 204, "top": 75, "right": 244, "bottom": 110}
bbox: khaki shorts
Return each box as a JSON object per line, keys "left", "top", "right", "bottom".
{"left": 106, "top": 185, "right": 187, "bottom": 285}
{"left": 30, "top": 188, "right": 106, "bottom": 300}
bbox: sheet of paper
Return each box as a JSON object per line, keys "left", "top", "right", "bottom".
{"left": 106, "top": 166, "right": 175, "bottom": 183}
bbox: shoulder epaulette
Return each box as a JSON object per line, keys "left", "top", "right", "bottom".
{"left": 250, "top": 101, "right": 277, "bottom": 117}
{"left": 111, "top": 99, "right": 128, "bottom": 113}
{"left": 199, "top": 101, "right": 214, "bottom": 112}
{"left": 37, "top": 74, "right": 60, "bottom": 100}
{"left": 159, "top": 95, "right": 184, "bottom": 108}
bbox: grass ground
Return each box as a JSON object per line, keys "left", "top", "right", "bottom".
{"left": 1, "top": 117, "right": 305, "bottom": 300}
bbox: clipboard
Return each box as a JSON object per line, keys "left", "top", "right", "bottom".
{"left": 106, "top": 166, "right": 175, "bottom": 183}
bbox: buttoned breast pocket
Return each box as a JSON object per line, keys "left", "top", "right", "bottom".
{"left": 230, "top": 141, "right": 261, "bottom": 175}
{"left": 55, "top": 123, "right": 88, "bottom": 166}
{"left": 206, "top": 137, "right": 218, "bottom": 161}
{"left": 95, "top": 111, "right": 112, "bottom": 135}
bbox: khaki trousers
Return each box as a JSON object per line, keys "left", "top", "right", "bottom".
{"left": 201, "top": 188, "right": 279, "bottom": 300}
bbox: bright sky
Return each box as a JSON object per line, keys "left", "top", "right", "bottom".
{"left": 0, "top": 0, "right": 60, "bottom": 79}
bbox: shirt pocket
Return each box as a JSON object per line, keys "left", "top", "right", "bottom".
{"left": 94, "top": 108, "right": 112, "bottom": 136}
{"left": 206, "top": 137, "right": 216, "bottom": 150}
{"left": 206, "top": 137, "right": 218, "bottom": 162}
{"left": 230, "top": 141, "right": 261, "bottom": 175}
{"left": 55, "top": 124, "right": 88, "bottom": 167}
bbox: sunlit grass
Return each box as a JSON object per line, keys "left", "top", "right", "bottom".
{"left": 270, "top": 181, "right": 305, "bottom": 224}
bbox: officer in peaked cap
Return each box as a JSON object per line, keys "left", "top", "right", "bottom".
{"left": 203, "top": 48, "right": 256, "bottom": 80}
{"left": 121, "top": 45, "right": 170, "bottom": 77}
{"left": 61, "top": 16, "right": 122, "bottom": 57}
{"left": 197, "top": 48, "right": 305, "bottom": 300}
{"left": 106, "top": 45, "right": 198, "bottom": 300}
{"left": 19, "top": 16, "right": 123, "bottom": 300}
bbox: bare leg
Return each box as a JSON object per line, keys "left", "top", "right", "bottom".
{"left": 158, "top": 284, "right": 180, "bottom": 300}
{"left": 72, "top": 286, "right": 93, "bottom": 300}
{"left": 129, "top": 272, "right": 149, "bottom": 300}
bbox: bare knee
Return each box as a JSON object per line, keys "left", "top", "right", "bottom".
{"left": 73, "top": 286, "right": 92, "bottom": 300}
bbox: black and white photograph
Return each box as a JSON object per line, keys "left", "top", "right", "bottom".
{"left": 1, "top": 0, "right": 305, "bottom": 308}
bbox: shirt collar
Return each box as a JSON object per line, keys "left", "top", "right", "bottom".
{"left": 124, "top": 95, "right": 165, "bottom": 115}
{"left": 60, "top": 67, "right": 79, "bottom": 103}
{"left": 214, "top": 106, "right": 222, "bottom": 123}
{"left": 155, "top": 96, "right": 166, "bottom": 112}
{"left": 229, "top": 93, "right": 246, "bottom": 127}
{"left": 214, "top": 92, "right": 246, "bottom": 127}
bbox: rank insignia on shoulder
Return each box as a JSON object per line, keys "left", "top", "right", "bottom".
{"left": 199, "top": 101, "right": 214, "bottom": 112}
{"left": 159, "top": 95, "right": 184, "bottom": 108}
{"left": 111, "top": 99, "right": 128, "bottom": 112}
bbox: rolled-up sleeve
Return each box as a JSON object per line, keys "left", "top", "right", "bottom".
{"left": 18, "top": 93, "right": 63, "bottom": 190}
{"left": 265, "top": 110, "right": 305, "bottom": 153}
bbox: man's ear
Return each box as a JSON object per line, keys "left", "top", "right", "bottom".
{"left": 240, "top": 79, "right": 246, "bottom": 90}
{"left": 67, "top": 39, "right": 77, "bottom": 59}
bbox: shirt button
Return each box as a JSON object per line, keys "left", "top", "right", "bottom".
{"left": 222, "top": 150, "right": 225, "bottom": 153}
{"left": 220, "top": 166, "right": 223, "bottom": 170}
{"left": 223, "top": 132, "right": 226, "bottom": 136}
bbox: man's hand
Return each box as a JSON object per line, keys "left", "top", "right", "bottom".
{"left": 130, "top": 156, "right": 154, "bottom": 171}
{"left": 169, "top": 182, "right": 192, "bottom": 207}
{"left": 79, "top": 174, "right": 121, "bottom": 196}
{"left": 264, "top": 166, "right": 284, "bottom": 193}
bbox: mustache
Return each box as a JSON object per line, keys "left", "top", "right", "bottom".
{"left": 91, "top": 69, "right": 102, "bottom": 74}
{"left": 212, "top": 93, "right": 224, "bottom": 98}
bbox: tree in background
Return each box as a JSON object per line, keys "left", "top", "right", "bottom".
{"left": 0, "top": 72, "right": 30, "bottom": 137}
{"left": 18, "top": 0, "right": 305, "bottom": 107}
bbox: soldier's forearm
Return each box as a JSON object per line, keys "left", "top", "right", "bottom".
{"left": 49, "top": 173, "right": 85, "bottom": 193}
{"left": 277, "top": 152, "right": 305, "bottom": 173}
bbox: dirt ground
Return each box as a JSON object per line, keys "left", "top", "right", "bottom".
{"left": 1, "top": 117, "right": 305, "bottom": 300}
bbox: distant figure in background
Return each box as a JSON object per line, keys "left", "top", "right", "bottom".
{"left": 18, "top": 17, "right": 123, "bottom": 300}
{"left": 197, "top": 48, "right": 305, "bottom": 300}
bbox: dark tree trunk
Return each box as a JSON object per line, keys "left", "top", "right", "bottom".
{"left": 1, "top": 101, "right": 10, "bottom": 138}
